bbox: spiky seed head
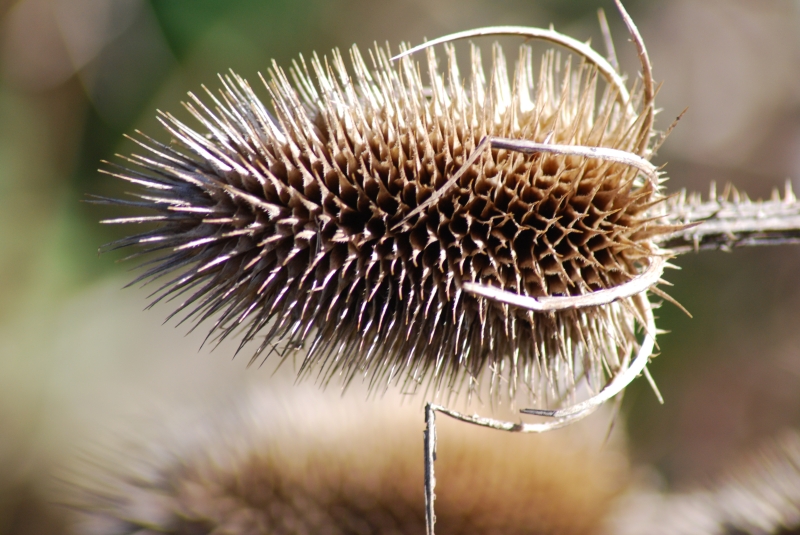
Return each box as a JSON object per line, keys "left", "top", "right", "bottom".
{"left": 99, "top": 20, "right": 670, "bottom": 406}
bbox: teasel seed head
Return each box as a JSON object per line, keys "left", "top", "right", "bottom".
{"left": 98, "top": 5, "right": 672, "bottom": 408}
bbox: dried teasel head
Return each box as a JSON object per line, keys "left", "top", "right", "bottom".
{"left": 71, "top": 387, "right": 630, "bottom": 535}
{"left": 97, "top": 1, "right": 673, "bottom": 416}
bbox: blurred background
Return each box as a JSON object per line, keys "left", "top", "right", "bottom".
{"left": 1, "top": 0, "right": 800, "bottom": 532}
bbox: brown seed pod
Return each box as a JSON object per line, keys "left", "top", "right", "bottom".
{"left": 70, "top": 387, "right": 630, "bottom": 535}
{"left": 97, "top": 2, "right": 671, "bottom": 412}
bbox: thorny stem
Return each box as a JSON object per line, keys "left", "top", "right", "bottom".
{"left": 658, "top": 182, "right": 800, "bottom": 253}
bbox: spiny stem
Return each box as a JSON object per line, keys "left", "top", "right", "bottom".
{"left": 659, "top": 182, "right": 800, "bottom": 253}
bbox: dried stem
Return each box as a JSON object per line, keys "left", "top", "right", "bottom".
{"left": 658, "top": 182, "right": 800, "bottom": 253}
{"left": 424, "top": 403, "right": 437, "bottom": 535}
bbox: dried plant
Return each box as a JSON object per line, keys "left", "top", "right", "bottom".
{"left": 98, "top": 1, "right": 665, "bottom": 419}
{"left": 93, "top": 0, "right": 800, "bottom": 532}
{"left": 71, "top": 387, "right": 628, "bottom": 535}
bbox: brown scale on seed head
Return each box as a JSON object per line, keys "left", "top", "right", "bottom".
{"left": 99, "top": 14, "right": 672, "bottom": 407}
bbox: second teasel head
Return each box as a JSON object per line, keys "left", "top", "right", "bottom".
{"left": 98, "top": 5, "right": 671, "bottom": 410}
